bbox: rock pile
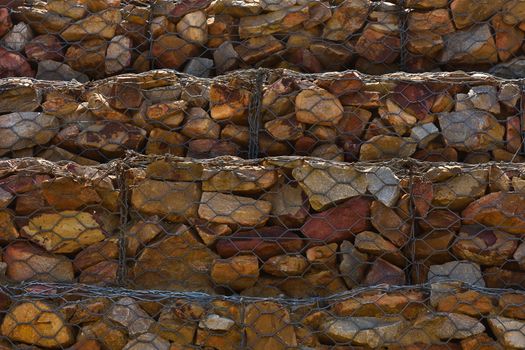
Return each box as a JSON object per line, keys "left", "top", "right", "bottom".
{"left": 2, "top": 0, "right": 525, "bottom": 79}
{"left": 0, "top": 69, "right": 521, "bottom": 163}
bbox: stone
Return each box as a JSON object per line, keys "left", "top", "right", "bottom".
{"left": 216, "top": 226, "right": 303, "bottom": 260}
{"left": 439, "top": 24, "right": 498, "bottom": 64}
{"left": 261, "top": 177, "right": 309, "bottom": 228}
{"left": 467, "top": 85, "right": 500, "bottom": 114}
{"left": 0, "top": 8, "right": 12, "bottom": 38}
{"left": 364, "top": 257, "right": 406, "bottom": 286}
{"left": 428, "top": 261, "right": 485, "bottom": 287}
{"left": 261, "top": 0, "right": 296, "bottom": 11}
{"left": 438, "top": 110, "right": 504, "bottom": 152}
{"left": 47, "top": 0, "right": 87, "bottom": 19}
{"left": 265, "top": 117, "right": 303, "bottom": 141}
{"left": 199, "top": 314, "right": 235, "bottom": 331}
{"left": 145, "top": 128, "right": 187, "bottom": 156}
{"left": 238, "top": 5, "right": 308, "bottom": 39}
{"left": 131, "top": 179, "right": 201, "bottom": 222}
{"left": 311, "top": 144, "right": 343, "bottom": 161}
{"left": 146, "top": 100, "right": 186, "bottom": 128}
{"left": 460, "top": 333, "right": 504, "bottom": 350}
{"left": 407, "top": 9, "right": 454, "bottom": 35}
{"left": 322, "top": 0, "right": 370, "bottom": 41}
{"left": 321, "top": 317, "right": 406, "bottom": 347}
{"left": 339, "top": 240, "right": 368, "bottom": 288}
{"left": 183, "top": 57, "right": 213, "bottom": 78}
{"left": 105, "top": 35, "right": 132, "bottom": 75}
{"left": 61, "top": 9, "right": 121, "bottom": 41}
{"left": 210, "top": 82, "right": 250, "bottom": 123}
{"left": 187, "top": 139, "right": 240, "bottom": 158}
{"left": 213, "top": 41, "right": 240, "bottom": 74}
{"left": 108, "top": 297, "right": 154, "bottom": 337}
{"left": 244, "top": 302, "right": 297, "bottom": 350}
{"left": 450, "top": 0, "right": 505, "bottom": 29}
{"left": 0, "top": 112, "right": 58, "bottom": 155}
{"left": 355, "top": 25, "right": 400, "bottom": 64}
{"left": 235, "top": 35, "right": 284, "bottom": 64}
{"left": 360, "top": 135, "right": 417, "bottom": 161}
{"left": 123, "top": 333, "right": 170, "bottom": 350}
{"left": 0, "top": 211, "right": 18, "bottom": 243}
{"left": 37, "top": 60, "right": 89, "bottom": 82}
{"left": 366, "top": 166, "right": 401, "bottom": 208}
{"left": 64, "top": 38, "right": 107, "bottom": 79}
{"left": 1, "top": 301, "right": 74, "bottom": 348}
{"left": 87, "top": 92, "right": 129, "bottom": 122}
{"left": 488, "top": 317, "right": 525, "bottom": 349}
{"left": 489, "top": 165, "right": 511, "bottom": 192}
{"left": 301, "top": 197, "right": 371, "bottom": 244}
{"left": 500, "top": 83, "right": 521, "bottom": 108}
{"left": 176, "top": 10, "right": 208, "bottom": 44}
{"left": 432, "top": 169, "right": 488, "bottom": 210}
{"left": 413, "top": 230, "right": 455, "bottom": 264}
{"left": 355, "top": 231, "right": 406, "bottom": 267}
{"left": 131, "top": 226, "right": 218, "bottom": 292}
{"left": 69, "top": 340, "right": 103, "bottom": 350}
{"left": 462, "top": 192, "right": 525, "bottom": 234}
{"left": 198, "top": 192, "right": 271, "bottom": 226}
{"left": 407, "top": 31, "right": 444, "bottom": 57}
{"left": 2, "top": 22, "right": 32, "bottom": 52}
{"left": 125, "top": 220, "right": 162, "bottom": 257}
{"left": 436, "top": 290, "right": 495, "bottom": 316}
{"left": 192, "top": 219, "right": 232, "bottom": 246}
{"left": 310, "top": 42, "right": 353, "bottom": 71}
{"left": 73, "top": 239, "right": 119, "bottom": 271}
{"left": 499, "top": 293, "right": 525, "bottom": 319}
{"left": 306, "top": 243, "right": 338, "bottom": 267}
{"left": 514, "top": 242, "right": 525, "bottom": 269}
{"left": 0, "top": 85, "right": 40, "bottom": 113}
{"left": 493, "top": 14, "right": 524, "bottom": 62}
{"left": 78, "top": 260, "right": 118, "bottom": 285}
{"left": 202, "top": 165, "right": 278, "bottom": 194}
{"left": 295, "top": 87, "right": 344, "bottom": 126}
{"left": 153, "top": 300, "right": 203, "bottom": 346}
{"left": 371, "top": 200, "right": 410, "bottom": 247}
{"left": 263, "top": 254, "right": 308, "bottom": 277}
{"left": 181, "top": 107, "right": 219, "bottom": 139}
{"left": 210, "top": 255, "right": 259, "bottom": 291}
{"left": 4, "top": 241, "right": 74, "bottom": 282}
{"left": 25, "top": 35, "right": 64, "bottom": 62}
{"left": 151, "top": 34, "right": 199, "bottom": 69}
{"left": 79, "top": 320, "right": 127, "bottom": 350}
{"left": 411, "top": 123, "right": 439, "bottom": 148}
{"left": 292, "top": 161, "right": 367, "bottom": 211}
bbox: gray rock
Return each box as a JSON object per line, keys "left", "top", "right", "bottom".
{"left": 439, "top": 24, "right": 497, "bottom": 64}
{"left": 366, "top": 166, "right": 400, "bottom": 208}
{"left": 489, "top": 316, "right": 525, "bottom": 349}
{"left": 123, "top": 333, "right": 170, "bottom": 350}
{"left": 490, "top": 57, "right": 525, "bottom": 79}
{"left": 108, "top": 297, "right": 154, "bottom": 337}
{"left": 2, "top": 22, "right": 33, "bottom": 51}
{"left": 261, "top": 0, "right": 297, "bottom": 11}
{"left": 339, "top": 240, "right": 368, "bottom": 289}
{"left": 213, "top": 41, "right": 239, "bottom": 74}
{"left": 468, "top": 85, "right": 500, "bottom": 114}
{"left": 499, "top": 83, "right": 521, "bottom": 108}
{"left": 410, "top": 122, "right": 439, "bottom": 148}
{"left": 36, "top": 60, "right": 89, "bottom": 82}
{"left": 199, "top": 314, "right": 235, "bottom": 331}
{"left": 184, "top": 57, "right": 214, "bottom": 78}
{"left": 428, "top": 260, "right": 485, "bottom": 287}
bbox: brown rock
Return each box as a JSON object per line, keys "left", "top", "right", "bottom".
{"left": 485, "top": 267, "right": 525, "bottom": 289}
{"left": 181, "top": 107, "right": 220, "bottom": 139}
{"left": 310, "top": 42, "right": 353, "bottom": 71}
{"left": 24, "top": 34, "right": 63, "bottom": 62}
{"left": 355, "top": 231, "right": 406, "bottom": 267}
{"left": 450, "top": 0, "right": 505, "bottom": 29}
{"left": 436, "top": 290, "right": 495, "bottom": 316}
{"left": 493, "top": 14, "right": 524, "bottom": 62}
{"left": 192, "top": 218, "right": 232, "bottom": 246}
{"left": 210, "top": 82, "right": 251, "bottom": 123}
{"left": 460, "top": 333, "right": 503, "bottom": 350}
{"left": 363, "top": 258, "right": 406, "bottom": 286}
{"left": 41, "top": 177, "right": 102, "bottom": 210}
{"left": 176, "top": 10, "right": 207, "bottom": 44}
{"left": 489, "top": 165, "right": 511, "bottom": 192}
{"left": 301, "top": 197, "right": 371, "bottom": 244}
{"left": 79, "top": 260, "right": 118, "bottom": 285}
{"left": 131, "top": 179, "right": 200, "bottom": 222}
{"left": 47, "top": 0, "right": 87, "bottom": 19}
{"left": 306, "top": 243, "right": 338, "bottom": 268}
{"left": 151, "top": 34, "right": 199, "bottom": 69}
{"left": 4, "top": 241, "right": 74, "bottom": 282}
{"left": 339, "top": 240, "right": 368, "bottom": 288}
{"left": 407, "top": 31, "right": 444, "bottom": 57}
{"left": 0, "top": 112, "right": 57, "bottom": 155}
{"left": 125, "top": 220, "right": 162, "bottom": 257}
{"left": 0, "top": 8, "right": 12, "bottom": 38}
{"left": 439, "top": 24, "right": 497, "bottom": 64}
{"left": 499, "top": 293, "right": 525, "bottom": 319}
{"left": 355, "top": 25, "right": 400, "bottom": 64}
{"left": 263, "top": 255, "right": 308, "bottom": 277}
{"left": 207, "top": 14, "right": 235, "bottom": 48}
{"left": 68, "top": 340, "right": 102, "bottom": 350}
{"left": 432, "top": 169, "right": 488, "bottom": 210}
{"left": 146, "top": 101, "right": 187, "bottom": 128}
{"left": 73, "top": 238, "right": 119, "bottom": 271}
{"left": 61, "top": 9, "right": 121, "bottom": 41}
{"left": 264, "top": 116, "right": 304, "bottom": 141}
{"left": 213, "top": 41, "right": 240, "bottom": 74}
{"left": 187, "top": 139, "right": 240, "bottom": 158}
{"left": 261, "top": 177, "right": 309, "bottom": 228}
{"left": 322, "top": 0, "right": 370, "bottom": 41}
{"left": 202, "top": 165, "right": 278, "bottom": 194}
{"left": 211, "top": 255, "right": 259, "bottom": 291}
{"left": 235, "top": 35, "right": 284, "bottom": 64}
{"left": 145, "top": 128, "right": 187, "bottom": 156}
{"left": 418, "top": 209, "right": 461, "bottom": 233}
{"left": 105, "top": 35, "right": 132, "bottom": 75}
{"left": 295, "top": 87, "right": 344, "bottom": 126}
{"left": 360, "top": 135, "right": 417, "bottom": 161}
{"left": 65, "top": 38, "right": 107, "bottom": 79}
{"left": 238, "top": 5, "right": 308, "bottom": 39}
{"left": 1, "top": 301, "right": 74, "bottom": 348}
{"left": 371, "top": 200, "right": 410, "bottom": 247}
{"left": 407, "top": 9, "right": 454, "bottom": 35}
{"left": 216, "top": 226, "right": 302, "bottom": 260}
{"left": 0, "top": 211, "right": 18, "bottom": 243}
{"left": 79, "top": 320, "right": 127, "bottom": 350}
{"left": 506, "top": 116, "right": 521, "bottom": 153}
{"left": 413, "top": 230, "right": 455, "bottom": 264}
{"left": 154, "top": 300, "right": 204, "bottom": 346}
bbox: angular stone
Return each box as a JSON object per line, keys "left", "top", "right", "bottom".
{"left": 339, "top": 240, "right": 368, "bottom": 288}
{"left": 306, "top": 243, "right": 338, "bottom": 267}
{"left": 1, "top": 301, "right": 74, "bottom": 348}
{"left": 153, "top": 300, "right": 203, "bottom": 346}
{"left": 360, "top": 135, "right": 417, "bottom": 161}
{"left": 364, "top": 257, "right": 406, "bottom": 286}
{"left": 210, "top": 82, "right": 250, "bottom": 123}
{"left": 2, "top": 22, "right": 32, "bottom": 52}
{"left": 211, "top": 255, "right": 259, "bottom": 291}
{"left": 47, "top": 0, "right": 87, "bottom": 19}
{"left": 181, "top": 107, "right": 219, "bottom": 139}
{"left": 432, "top": 169, "right": 488, "bottom": 210}
{"left": 105, "top": 35, "right": 132, "bottom": 75}
{"left": 499, "top": 293, "right": 525, "bottom": 320}
{"left": 467, "top": 85, "right": 501, "bottom": 114}
{"left": 202, "top": 165, "right": 277, "bottom": 194}
{"left": 265, "top": 116, "right": 304, "bottom": 141}
{"left": 64, "top": 38, "right": 107, "bottom": 79}
{"left": 192, "top": 218, "right": 231, "bottom": 246}
{"left": 213, "top": 41, "right": 240, "bottom": 74}
{"left": 355, "top": 25, "right": 400, "bottom": 64}
{"left": 79, "top": 320, "right": 127, "bottom": 350}
{"left": 0, "top": 8, "right": 12, "bottom": 38}
{"left": 408, "top": 9, "right": 454, "bottom": 35}
{"left": 407, "top": 31, "right": 444, "bottom": 57}
{"left": 4, "top": 241, "right": 74, "bottom": 282}
{"left": 73, "top": 238, "right": 119, "bottom": 271}
{"left": 151, "top": 34, "right": 199, "bottom": 69}
{"left": 292, "top": 161, "right": 367, "bottom": 211}
{"left": 355, "top": 231, "right": 406, "bottom": 267}
{"left": 123, "top": 333, "right": 170, "bottom": 350}
{"left": 461, "top": 333, "right": 503, "bottom": 350}
{"left": 322, "top": 0, "right": 370, "bottom": 41}
{"left": 436, "top": 289, "right": 495, "bottom": 317}
{"left": 238, "top": 5, "right": 308, "bottom": 39}
{"left": 61, "top": 9, "right": 121, "bottom": 41}
{"left": 371, "top": 200, "right": 410, "bottom": 247}
{"left": 131, "top": 226, "right": 217, "bottom": 292}
{"left": 131, "top": 179, "right": 200, "bottom": 222}
{"left": 0, "top": 211, "right": 17, "bottom": 243}
{"left": 183, "top": 57, "right": 213, "bottom": 78}
{"left": 235, "top": 35, "right": 284, "bottom": 64}
{"left": 187, "top": 139, "right": 240, "bottom": 158}
{"left": 379, "top": 99, "right": 418, "bottom": 136}
{"left": 145, "top": 128, "right": 186, "bottom": 156}
{"left": 295, "top": 87, "right": 343, "bottom": 126}
{"left": 493, "top": 14, "right": 524, "bottom": 62}
{"left": 25, "top": 34, "right": 64, "bottom": 62}
{"left": 78, "top": 260, "right": 118, "bottom": 285}
{"left": 439, "top": 24, "right": 497, "bottom": 64}
{"left": 366, "top": 166, "right": 401, "bottom": 208}
{"left": 411, "top": 123, "right": 439, "bottom": 148}
{"left": 216, "top": 226, "right": 303, "bottom": 260}
{"left": 301, "top": 196, "right": 371, "bottom": 244}
{"left": 263, "top": 254, "right": 308, "bottom": 277}
{"left": 428, "top": 261, "right": 485, "bottom": 287}
{"left": 37, "top": 60, "right": 89, "bottom": 82}
{"left": 176, "top": 10, "right": 207, "bottom": 44}
{"left": 489, "top": 317, "right": 525, "bottom": 349}
{"left": 199, "top": 192, "right": 271, "bottom": 226}
{"left": 450, "top": 0, "right": 505, "bottom": 29}
{"left": 108, "top": 297, "right": 154, "bottom": 337}
{"left": 261, "top": 177, "right": 309, "bottom": 228}
{"left": 438, "top": 110, "right": 504, "bottom": 152}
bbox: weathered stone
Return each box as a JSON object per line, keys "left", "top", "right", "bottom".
{"left": 355, "top": 231, "right": 406, "bottom": 267}
{"left": 339, "top": 240, "right": 368, "bottom": 288}
{"left": 238, "top": 5, "right": 308, "bottom": 39}
{"left": 47, "top": 0, "right": 87, "bottom": 19}
{"left": 371, "top": 200, "right": 410, "bottom": 247}
{"left": 499, "top": 293, "right": 525, "bottom": 320}
{"left": 292, "top": 161, "right": 367, "bottom": 211}
{"left": 235, "top": 35, "right": 284, "bottom": 64}
{"left": 61, "top": 9, "right": 121, "bottom": 41}
{"left": 123, "top": 333, "right": 170, "bottom": 350}
{"left": 79, "top": 320, "right": 127, "bottom": 350}
{"left": 0, "top": 8, "right": 12, "bottom": 38}
{"left": 435, "top": 289, "right": 495, "bottom": 317}
{"left": 0, "top": 112, "right": 58, "bottom": 155}
{"left": 493, "top": 14, "right": 524, "bottom": 62}
{"left": 188, "top": 139, "right": 240, "bottom": 158}
{"left": 411, "top": 123, "right": 439, "bottom": 148}
{"left": 108, "top": 297, "right": 154, "bottom": 337}
{"left": 439, "top": 24, "right": 498, "bottom": 64}
{"left": 146, "top": 100, "right": 186, "bottom": 128}
{"left": 64, "top": 38, "right": 107, "bottom": 79}
{"left": 295, "top": 87, "right": 344, "bottom": 126}
{"left": 145, "top": 128, "right": 186, "bottom": 156}
{"left": 301, "top": 196, "right": 371, "bottom": 243}
{"left": 176, "top": 10, "right": 207, "bottom": 44}
{"left": 460, "top": 333, "right": 504, "bottom": 350}
{"left": 261, "top": 177, "right": 309, "bottom": 228}
{"left": 360, "top": 135, "right": 417, "bottom": 161}
{"left": 514, "top": 242, "right": 525, "bottom": 269}
{"left": 450, "top": 0, "right": 504, "bottom": 29}
{"left": 366, "top": 166, "right": 401, "bottom": 208}
{"left": 210, "top": 82, "right": 250, "bottom": 123}
{"left": 73, "top": 239, "right": 119, "bottom": 271}
{"left": 468, "top": 85, "right": 501, "bottom": 114}
{"left": 1, "top": 301, "right": 74, "bottom": 348}
{"left": 105, "top": 35, "right": 132, "bottom": 75}
{"left": 202, "top": 165, "right": 277, "bottom": 194}
{"left": 213, "top": 41, "right": 240, "bottom": 74}
{"left": 407, "top": 31, "right": 444, "bottom": 57}
{"left": 355, "top": 25, "right": 400, "bottom": 64}
{"left": 153, "top": 300, "right": 204, "bottom": 346}
{"left": 183, "top": 57, "right": 213, "bottom": 78}
{"left": 0, "top": 211, "right": 17, "bottom": 243}
{"left": 432, "top": 169, "right": 488, "bottom": 210}
{"left": 428, "top": 261, "right": 485, "bottom": 287}
{"left": 131, "top": 226, "right": 217, "bottom": 292}
{"left": 25, "top": 35, "right": 64, "bottom": 62}
{"left": 211, "top": 255, "right": 259, "bottom": 291}
{"left": 264, "top": 116, "right": 304, "bottom": 141}
{"left": 364, "top": 257, "right": 406, "bottom": 286}
{"left": 192, "top": 218, "right": 232, "bottom": 246}
{"left": 408, "top": 9, "right": 454, "bottom": 35}
{"left": 263, "top": 254, "right": 308, "bottom": 277}
{"left": 489, "top": 317, "right": 525, "bottom": 349}
{"left": 151, "top": 34, "right": 199, "bottom": 69}
{"left": 2, "top": 22, "right": 32, "bottom": 52}
{"left": 322, "top": 0, "right": 370, "bottom": 41}
{"left": 198, "top": 192, "right": 271, "bottom": 226}
{"left": 125, "top": 220, "right": 162, "bottom": 257}
{"left": 37, "top": 60, "right": 89, "bottom": 82}
{"left": 78, "top": 260, "right": 118, "bottom": 285}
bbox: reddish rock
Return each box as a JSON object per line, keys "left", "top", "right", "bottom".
{"left": 506, "top": 116, "right": 521, "bottom": 153}
{"left": 355, "top": 26, "right": 400, "bottom": 64}
{"left": 412, "top": 177, "right": 433, "bottom": 218}
{"left": 390, "top": 83, "right": 437, "bottom": 120}
{"left": 187, "top": 139, "right": 240, "bottom": 158}
{"left": 0, "top": 48, "right": 34, "bottom": 78}
{"left": 484, "top": 267, "right": 525, "bottom": 289}
{"left": 301, "top": 197, "right": 371, "bottom": 244}
{"left": 493, "top": 14, "right": 524, "bottom": 62}
{"left": 216, "top": 226, "right": 303, "bottom": 260}
{"left": 418, "top": 209, "right": 461, "bottom": 234}
{"left": 151, "top": 34, "right": 200, "bottom": 69}
{"left": 73, "top": 239, "right": 119, "bottom": 272}
{"left": 24, "top": 34, "right": 64, "bottom": 62}
{"left": 363, "top": 258, "right": 406, "bottom": 286}
{"left": 0, "top": 8, "right": 12, "bottom": 38}
{"left": 78, "top": 260, "right": 118, "bottom": 286}
{"left": 499, "top": 293, "right": 525, "bottom": 319}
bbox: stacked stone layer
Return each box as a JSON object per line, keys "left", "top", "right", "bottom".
{"left": 3, "top": 0, "right": 525, "bottom": 80}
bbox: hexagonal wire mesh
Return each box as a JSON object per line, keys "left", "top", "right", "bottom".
{"left": 2, "top": 0, "right": 525, "bottom": 80}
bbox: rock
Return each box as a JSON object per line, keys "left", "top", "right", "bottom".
{"left": 439, "top": 24, "right": 497, "bottom": 64}
{"left": 322, "top": 0, "right": 370, "bottom": 41}
{"left": 311, "top": 143, "right": 343, "bottom": 161}
{"left": 499, "top": 293, "right": 525, "bottom": 319}
{"left": 493, "top": 14, "right": 524, "bottom": 62}
{"left": 432, "top": 169, "right": 488, "bottom": 210}
{"left": 153, "top": 300, "right": 203, "bottom": 346}
{"left": 187, "top": 139, "right": 240, "bottom": 158}
{"left": 64, "top": 38, "right": 107, "bottom": 79}
{"left": 73, "top": 239, "right": 119, "bottom": 271}
{"left": 339, "top": 240, "right": 368, "bottom": 288}
{"left": 1, "top": 301, "right": 74, "bottom": 348}
{"left": 366, "top": 166, "right": 401, "bottom": 208}
{"left": 105, "top": 35, "right": 132, "bottom": 75}
{"left": 244, "top": 302, "right": 297, "bottom": 350}
{"left": 183, "top": 57, "right": 213, "bottom": 77}
{"left": 0, "top": 8, "right": 12, "bottom": 38}
{"left": 21, "top": 211, "right": 105, "bottom": 254}
{"left": 131, "top": 226, "right": 218, "bottom": 292}
{"left": 69, "top": 340, "right": 103, "bottom": 350}
{"left": 292, "top": 161, "right": 367, "bottom": 211}
{"left": 460, "top": 333, "right": 503, "bottom": 350}
{"left": 176, "top": 10, "right": 207, "bottom": 44}
{"left": 355, "top": 231, "right": 406, "bottom": 267}
{"left": 78, "top": 260, "right": 118, "bottom": 285}
{"left": 263, "top": 254, "right": 308, "bottom": 277}
{"left": 181, "top": 107, "right": 219, "bottom": 139}
{"left": 131, "top": 179, "right": 201, "bottom": 222}
{"left": 216, "top": 226, "right": 303, "bottom": 260}
{"left": 198, "top": 192, "right": 271, "bottom": 226}
{"left": 199, "top": 314, "right": 235, "bottom": 331}
{"left": 151, "top": 34, "right": 199, "bottom": 69}
{"left": 489, "top": 165, "right": 511, "bottom": 192}
{"left": 87, "top": 92, "right": 129, "bottom": 122}
{"left": 61, "top": 9, "right": 121, "bottom": 41}
{"left": 413, "top": 230, "right": 455, "bottom": 264}
{"left": 407, "top": 31, "right": 444, "bottom": 57}
{"left": 108, "top": 297, "right": 154, "bottom": 337}
{"left": 145, "top": 128, "right": 186, "bottom": 156}
{"left": 428, "top": 261, "right": 485, "bottom": 287}
{"left": 265, "top": 117, "right": 303, "bottom": 141}
{"left": 207, "top": 14, "right": 236, "bottom": 48}
{"left": 192, "top": 218, "right": 231, "bottom": 246}
{"left": 210, "top": 255, "right": 259, "bottom": 291}
{"left": 2, "top": 22, "right": 32, "bottom": 52}
{"left": 238, "top": 5, "right": 308, "bottom": 39}
{"left": 306, "top": 243, "right": 338, "bottom": 267}
{"left": 514, "top": 242, "right": 525, "bottom": 269}
{"left": 467, "top": 85, "right": 500, "bottom": 114}
{"left": 411, "top": 123, "right": 439, "bottom": 148}
{"left": 371, "top": 200, "right": 410, "bottom": 247}
{"left": 321, "top": 317, "right": 406, "bottom": 347}
{"left": 301, "top": 197, "right": 371, "bottom": 244}
{"left": 261, "top": 177, "right": 309, "bottom": 228}
{"left": 125, "top": 220, "right": 162, "bottom": 257}
{"left": 407, "top": 9, "right": 454, "bottom": 35}
{"left": 202, "top": 165, "right": 277, "bottom": 194}
{"left": 210, "top": 82, "right": 250, "bottom": 123}
{"left": 123, "top": 333, "right": 170, "bottom": 350}
{"left": 25, "top": 34, "right": 63, "bottom": 62}
{"left": 47, "top": 0, "right": 87, "bottom": 19}
{"left": 213, "top": 41, "right": 240, "bottom": 74}
{"left": 359, "top": 135, "right": 417, "bottom": 161}
{"left": 379, "top": 99, "right": 418, "bottom": 136}
{"left": 295, "top": 87, "right": 344, "bottom": 126}
{"left": 146, "top": 100, "right": 186, "bottom": 128}
{"left": 4, "top": 241, "right": 74, "bottom": 282}
{"left": 438, "top": 110, "right": 504, "bottom": 152}
{"left": 79, "top": 320, "right": 127, "bottom": 350}
{"left": 0, "top": 48, "right": 34, "bottom": 77}
{"left": 364, "top": 257, "right": 406, "bottom": 286}
{"left": 436, "top": 289, "right": 495, "bottom": 316}
{"left": 261, "top": 0, "right": 296, "bottom": 11}
{"left": 355, "top": 25, "right": 400, "bottom": 64}
{"left": 488, "top": 317, "right": 525, "bottom": 349}
{"left": 235, "top": 35, "right": 284, "bottom": 64}
{"left": 450, "top": 0, "right": 505, "bottom": 29}
{"left": 499, "top": 83, "right": 521, "bottom": 108}
{"left": 37, "top": 60, "right": 89, "bottom": 82}
{"left": 462, "top": 192, "right": 525, "bottom": 234}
